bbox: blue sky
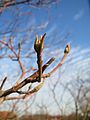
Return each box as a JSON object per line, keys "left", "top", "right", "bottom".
{"left": 0, "top": 0, "right": 90, "bottom": 48}
{"left": 22, "top": 0, "right": 90, "bottom": 50}
{"left": 0, "top": 0, "right": 90, "bottom": 115}
{"left": 59, "top": 0, "right": 90, "bottom": 47}
{"left": 45, "top": 0, "right": 90, "bottom": 48}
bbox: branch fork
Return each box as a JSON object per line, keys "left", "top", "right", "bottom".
{"left": 0, "top": 33, "right": 70, "bottom": 102}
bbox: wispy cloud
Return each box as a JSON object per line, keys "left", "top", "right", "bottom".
{"left": 37, "top": 21, "right": 49, "bottom": 29}
{"left": 74, "top": 9, "right": 84, "bottom": 21}
{"left": 60, "top": 46, "right": 90, "bottom": 83}
{"left": 46, "top": 25, "right": 56, "bottom": 36}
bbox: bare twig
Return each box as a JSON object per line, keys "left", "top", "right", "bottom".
{"left": 0, "top": 77, "right": 7, "bottom": 90}
{"left": 34, "top": 33, "right": 46, "bottom": 82}
{"left": 0, "top": 40, "right": 26, "bottom": 84}
{"left": 3, "top": 81, "right": 44, "bottom": 101}
{"left": 0, "top": 57, "right": 55, "bottom": 98}
{"left": 49, "top": 43, "right": 70, "bottom": 75}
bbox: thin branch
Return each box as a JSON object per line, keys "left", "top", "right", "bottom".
{"left": 0, "top": 40, "right": 26, "bottom": 83}
{"left": 0, "top": 77, "right": 7, "bottom": 90}
{"left": 0, "top": 0, "right": 57, "bottom": 8}
{"left": 3, "top": 81, "right": 44, "bottom": 101}
{"left": 0, "top": 0, "right": 32, "bottom": 8}
{"left": 0, "top": 57, "right": 55, "bottom": 97}
{"left": 49, "top": 44, "right": 70, "bottom": 75}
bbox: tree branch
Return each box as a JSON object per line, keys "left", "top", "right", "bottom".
{"left": 0, "top": 57, "right": 55, "bottom": 97}
{"left": 0, "top": 34, "right": 70, "bottom": 103}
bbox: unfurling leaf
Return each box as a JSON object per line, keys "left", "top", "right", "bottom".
{"left": 34, "top": 33, "right": 46, "bottom": 54}
{"left": 34, "top": 35, "right": 39, "bottom": 53}
{"left": 31, "top": 81, "right": 44, "bottom": 93}
{"left": 64, "top": 43, "right": 70, "bottom": 54}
